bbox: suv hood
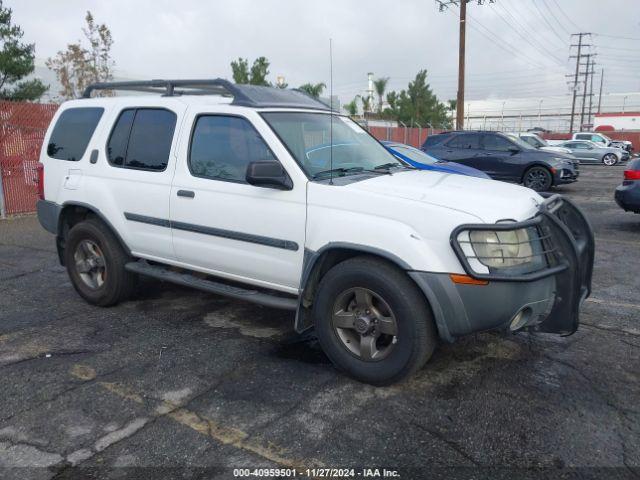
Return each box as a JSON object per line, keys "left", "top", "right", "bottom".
{"left": 347, "top": 170, "right": 542, "bottom": 223}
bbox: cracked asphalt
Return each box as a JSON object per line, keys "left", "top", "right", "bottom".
{"left": 0, "top": 165, "right": 639, "bottom": 479}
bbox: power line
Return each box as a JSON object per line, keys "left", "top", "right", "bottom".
{"left": 530, "top": 0, "right": 567, "bottom": 45}
{"left": 446, "top": 5, "right": 550, "bottom": 69}
{"left": 499, "top": 1, "right": 563, "bottom": 51}
{"left": 539, "top": 0, "right": 572, "bottom": 37}
{"left": 547, "top": 0, "right": 584, "bottom": 33}
{"left": 595, "top": 33, "right": 640, "bottom": 41}
{"left": 492, "top": 2, "right": 566, "bottom": 63}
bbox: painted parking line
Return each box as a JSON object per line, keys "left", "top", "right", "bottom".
{"left": 586, "top": 297, "right": 640, "bottom": 310}
{"left": 69, "top": 369, "right": 323, "bottom": 471}
{"left": 594, "top": 237, "right": 640, "bottom": 247}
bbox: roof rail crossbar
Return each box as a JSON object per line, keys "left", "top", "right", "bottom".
{"left": 82, "top": 78, "right": 250, "bottom": 101}
{"left": 81, "top": 78, "right": 331, "bottom": 111}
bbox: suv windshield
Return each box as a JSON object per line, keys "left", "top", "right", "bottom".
{"left": 261, "top": 112, "right": 403, "bottom": 179}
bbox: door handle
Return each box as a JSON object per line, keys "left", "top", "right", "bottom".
{"left": 177, "top": 190, "right": 195, "bottom": 198}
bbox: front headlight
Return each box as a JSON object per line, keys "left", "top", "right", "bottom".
{"left": 455, "top": 225, "right": 548, "bottom": 274}
{"left": 469, "top": 228, "right": 533, "bottom": 268}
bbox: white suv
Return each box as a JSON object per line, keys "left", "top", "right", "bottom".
{"left": 36, "top": 79, "right": 594, "bottom": 385}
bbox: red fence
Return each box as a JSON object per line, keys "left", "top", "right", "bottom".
{"left": 0, "top": 101, "right": 58, "bottom": 216}
{"left": 367, "top": 126, "right": 444, "bottom": 148}
{"left": 1, "top": 99, "right": 639, "bottom": 217}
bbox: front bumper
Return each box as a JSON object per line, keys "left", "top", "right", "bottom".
{"left": 411, "top": 195, "right": 594, "bottom": 342}
{"left": 555, "top": 168, "right": 579, "bottom": 184}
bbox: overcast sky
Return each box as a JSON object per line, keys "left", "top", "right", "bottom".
{"left": 8, "top": 0, "right": 640, "bottom": 107}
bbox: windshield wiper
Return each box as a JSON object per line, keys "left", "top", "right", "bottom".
{"left": 374, "top": 162, "right": 415, "bottom": 171}
{"left": 313, "top": 167, "right": 390, "bottom": 179}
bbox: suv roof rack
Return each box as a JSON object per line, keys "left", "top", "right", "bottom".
{"left": 82, "top": 78, "right": 331, "bottom": 111}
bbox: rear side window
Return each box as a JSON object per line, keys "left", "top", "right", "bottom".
{"left": 189, "top": 115, "right": 277, "bottom": 183}
{"left": 629, "top": 159, "right": 640, "bottom": 171}
{"left": 423, "top": 134, "right": 449, "bottom": 148}
{"left": 47, "top": 107, "right": 104, "bottom": 161}
{"left": 107, "top": 108, "right": 177, "bottom": 171}
{"left": 482, "top": 134, "right": 514, "bottom": 152}
{"left": 447, "top": 134, "right": 481, "bottom": 149}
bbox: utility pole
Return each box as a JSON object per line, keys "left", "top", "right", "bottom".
{"left": 579, "top": 54, "right": 595, "bottom": 130}
{"left": 588, "top": 60, "right": 595, "bottom": 126}
{"left": 597, "top": 68, "right": 604, "bottom": 114}
{"left": 568, "top": 33, "right": 591, "bottom": 134}
{"left": 436, "top": 0, "right": 495, "bottom": 130}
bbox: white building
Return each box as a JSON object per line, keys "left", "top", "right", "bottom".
{"left": 594, "top": 112, "right": 640, "bottom": 131}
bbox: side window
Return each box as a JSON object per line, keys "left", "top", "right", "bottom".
{"left": 423, "top": 134, "right": 449, "bottom": 147}
{"left": 576, "top": 134, "right": 589, "bottom": 140}
{"left": 446, "top": 134, "right": 480, "bottom": 149}
{"left": 482, "top": 134, "right": 514, "bottom": 152}
{"left": 47, "top": 107, "right": 104, "bottom": 161}
{"left": 107, "top": 108, "right": 176, "bottom": 171}
{"left": 189, "top": 115, "right": 277, "bottom": 183}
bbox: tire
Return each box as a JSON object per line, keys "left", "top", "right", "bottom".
{"left": 602, "top": 153, "right": 618, "bottom": 166}
{"left": 523, "top": 166, "right": 553, "bottom": 192}
{"left": 312, "top": 256, "right": 437, "bottom": 386}
{"left": 64, "top": 218, "right": 136, "bottom": 307}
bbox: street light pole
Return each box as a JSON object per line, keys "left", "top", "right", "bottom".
{"left": 538, "top": 99, "right": 543, "bottom": 124}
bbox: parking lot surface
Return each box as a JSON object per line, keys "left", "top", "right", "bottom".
{"left": 0, "top": 166, "right": 639, "bottom": 479}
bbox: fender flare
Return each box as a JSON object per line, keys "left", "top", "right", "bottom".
{"left": 294, "top": 242, "right": 412, "bottom": 334}
{"left": 57, "top": 201, "right": 132, "bottom": 263}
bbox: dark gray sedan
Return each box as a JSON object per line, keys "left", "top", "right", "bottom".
{"left": 558, "top": 140, "right": 626, "bottom": 166}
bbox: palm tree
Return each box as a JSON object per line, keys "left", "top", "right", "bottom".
{"left": 360, "top": 94, "right": 372, "bottom": 115}
{"left": 373, "top": 77, "right": 389, "bottom": 113}
{"left": 298, "top": 82, "right": 326, "bottom": 98}
{"left": 343, "top": 96, "right": 359, "bottom": 116}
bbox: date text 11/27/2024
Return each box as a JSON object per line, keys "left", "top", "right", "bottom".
{"left": 232, "top": 468, "right": 401, "bottom": 478}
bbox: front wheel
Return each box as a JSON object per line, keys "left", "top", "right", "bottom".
{"left": 313, "top": 256, "right": 437, "bottom": 385}
{"left": 523, "top": 166, "right": 553, "bottom": 192}
{"left": 602, "top": 153, "right": 618, "bottom": 166}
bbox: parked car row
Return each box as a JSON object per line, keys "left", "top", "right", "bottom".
{"left": 420, "top": 130, "right": 579, "bottom": 192}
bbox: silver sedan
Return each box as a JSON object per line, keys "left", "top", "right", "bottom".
{"left": 557, "top": 140, "right": 624, "bottom": 166}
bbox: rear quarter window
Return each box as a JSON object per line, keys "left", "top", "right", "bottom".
{"left": 423, "top": 134, "right": 449, "bottom": 148}
{"left": 47, "top": 107, "right": 104, "bottom": 161}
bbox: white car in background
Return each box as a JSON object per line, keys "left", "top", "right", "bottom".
{"left": 511, "top": 132, "right": 574, "bottom": 155}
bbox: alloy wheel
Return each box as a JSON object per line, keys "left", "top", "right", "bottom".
{"left": 74, "top": 239, "right": 107, "bottom": 289}
{"left": 524, "top": 167, "right": 551, "bottom": 191}
{"left": 603, "top": 154, "right": 618, "bottom": 166}
{"left": 331, "top": 287, "right": 398, "bottom": 361}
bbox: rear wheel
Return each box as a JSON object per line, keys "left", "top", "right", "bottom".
{"left": 602, "top": 153, "right": 618, "bottom": 166}
{"left": 523, "top": 166, "right": 553, "bottom": 191}
{"left": 64, "top": 218, "right": 136, "bottom": 306}
{"left": 313, "top": 256, "right": 437, "bottom": 385}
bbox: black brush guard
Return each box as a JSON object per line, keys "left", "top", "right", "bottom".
{"left": 450, "top": 194, "right": 594, "bottom": 335}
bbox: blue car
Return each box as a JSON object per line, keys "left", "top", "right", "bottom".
{"left": 381, "top": 141, "right": 491, "bottom": 179}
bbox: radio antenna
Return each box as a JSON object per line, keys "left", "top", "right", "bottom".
{"left": 329, "top": 38, "right": 334, "bottom": 186}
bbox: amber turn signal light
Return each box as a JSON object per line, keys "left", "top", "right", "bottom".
{"left": 449, "top": 274, "right": 489, "bottom": 285}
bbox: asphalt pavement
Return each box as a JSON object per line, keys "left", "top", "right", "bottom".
{"left": 0, "top": 165, "right": 638, "bottom": 479}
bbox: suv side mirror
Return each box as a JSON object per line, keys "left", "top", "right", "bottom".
{"left": 246, "top": 161, "right": 293, "bottom": 190}
{"left": 508, "top": 146, "right": 520, "bottom": 154}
